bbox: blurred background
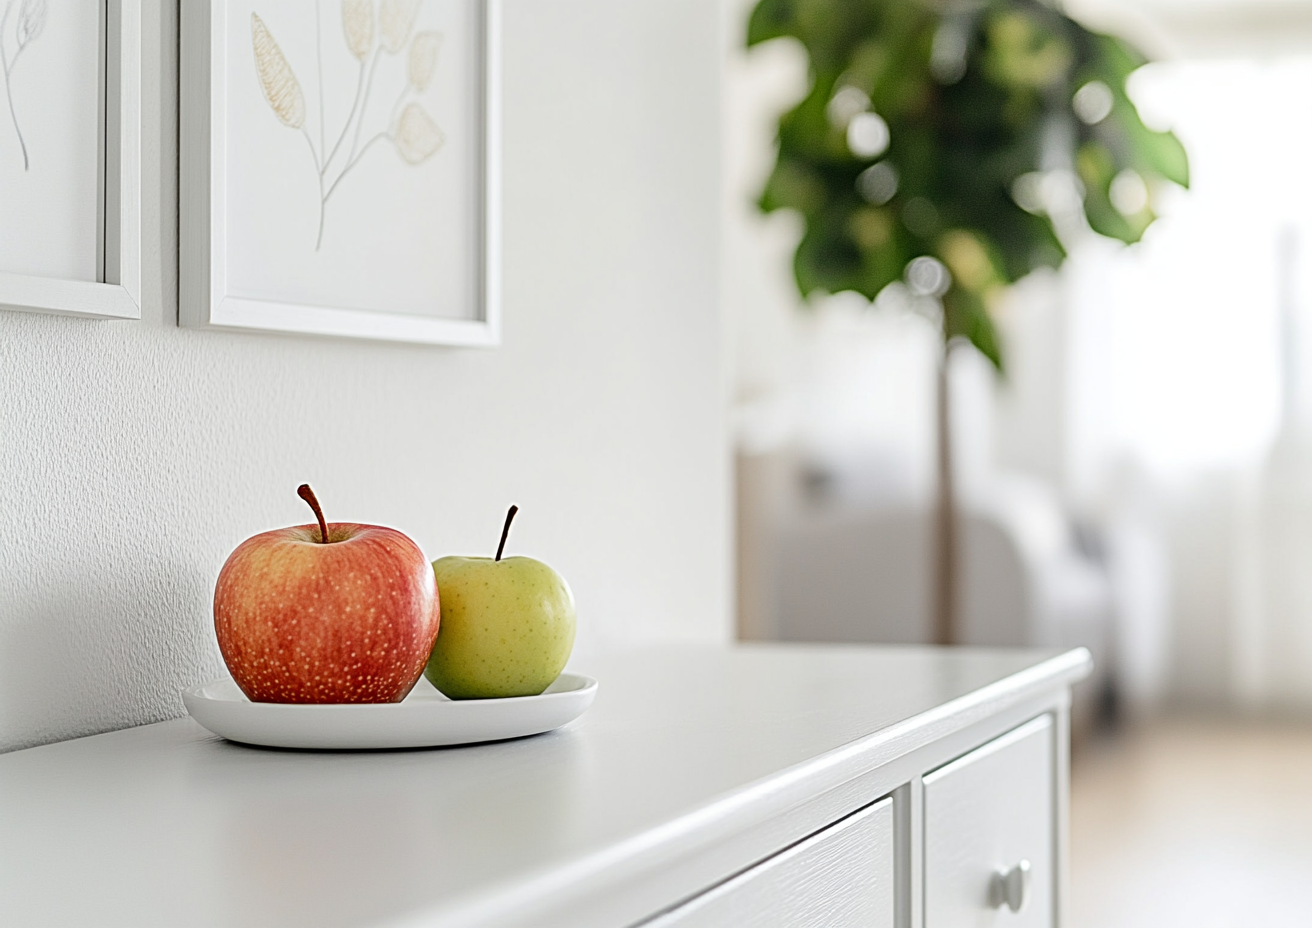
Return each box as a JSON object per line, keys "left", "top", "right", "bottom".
{"left": 724, "top": 0, "right": 1312, "bottom": 924}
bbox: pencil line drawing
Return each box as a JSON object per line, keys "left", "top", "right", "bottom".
{"left": 0, "top": 0, "right": 47, "bottom": 171}
{"left": 252, "top": 0, "right": 445, "bottom": 250}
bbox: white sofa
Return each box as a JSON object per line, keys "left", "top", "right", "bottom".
{"left": 771, "top": 479, "right": 1112, "bottom": 726}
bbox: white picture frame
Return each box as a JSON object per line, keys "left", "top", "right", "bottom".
{"left": 0, "top": 0, "right": 141, "bottom": 321}
{"left": 180, "top": 0, "right": 501, "bottom": 347}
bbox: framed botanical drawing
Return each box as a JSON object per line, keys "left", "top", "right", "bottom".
{"left": 0, "top": 0, "right": 141, "bottom": 320}
{"left": 180, "top": 0, "right": 500, "bottom": 346}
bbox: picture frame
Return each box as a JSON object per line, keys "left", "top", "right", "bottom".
{"left": 180, "top": 0, "right": 501, "bottom": 347}
{"left": 0, "top": 0, "right": 141, "bottom": 321}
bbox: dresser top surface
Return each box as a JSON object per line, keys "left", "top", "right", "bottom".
{"left": 0, "top": 643, "right": 1089, "bottom": 928}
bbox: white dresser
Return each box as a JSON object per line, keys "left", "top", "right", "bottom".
{"left": 0, "top": 644, "right": 1090, "bottom": 927}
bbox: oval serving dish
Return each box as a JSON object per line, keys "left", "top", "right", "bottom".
{"left": 182, "top": 673, "right": 597, "bottom": 750}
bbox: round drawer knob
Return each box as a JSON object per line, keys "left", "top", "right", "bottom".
{"left": 990, "top": 859, "right": 1031, "bottom": 912}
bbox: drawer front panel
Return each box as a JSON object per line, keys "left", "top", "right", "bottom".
{"left": 924, "top": 715, "right": 1055, "bottom": 928}
{"left": 644, "top": 796, "right": 894, "bottom": 928}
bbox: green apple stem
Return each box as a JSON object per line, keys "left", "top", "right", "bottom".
{"left": 297, "top": 484, "right": 330, "bottom": 544}
{"left": 495, "top": 505, "right": 519, "bottom": 561}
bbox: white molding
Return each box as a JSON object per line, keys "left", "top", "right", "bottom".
{"left": 180, "top": 0, "right": 502, "bottom": 347}
{"left": 0, "top": 0, "right": 142, "bottom": 321}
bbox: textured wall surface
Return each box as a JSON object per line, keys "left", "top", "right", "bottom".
{"left": 0, "top": 2, "right": 728, "bottom": 752}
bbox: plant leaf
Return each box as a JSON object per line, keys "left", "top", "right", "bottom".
{"left": 746, "top": 0, "right": 795, "bottom": 46}
{"left": 944, "top": 286, "right": 1003, "bottom": 372}
{"left": 379, "top": 0, "right": 421, "bottom": 55}
{"left": 392, "top": 102, "right": 444, "bottom": 164}
{"left": 341, "top": 0, "right": 375, "bottom": 62}
{"left": 251, "top": 13, "right": 306, "bottom": 129}
{"left": 17, "top": 0, "right": 47, "bottom": 47}
{"left": 409, "top": 31, "right": 442, "bottom": 91}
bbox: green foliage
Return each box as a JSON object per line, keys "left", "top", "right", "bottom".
{"left": 748, "top": 0, "right": 1188, "bottom": 370}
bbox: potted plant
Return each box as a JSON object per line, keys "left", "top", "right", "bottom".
{"left": 748, "top": 0, "right": 1188, "bottom": 643}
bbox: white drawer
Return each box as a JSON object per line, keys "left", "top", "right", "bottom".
{"left": 924, "top": 715, "right": 1055, "bottom": 928}
{"left": 643, "top": 796, "right": 895, "bottom": 928}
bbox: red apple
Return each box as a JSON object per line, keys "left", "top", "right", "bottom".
{"left": 214, "top": 485, "right": 439, "bottom": 703}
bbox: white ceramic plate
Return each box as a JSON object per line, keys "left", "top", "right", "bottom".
{"left": 182, "top": 674, "right": 598, "bottom": 750}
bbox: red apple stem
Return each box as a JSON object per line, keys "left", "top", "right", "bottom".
{"left": 496, "top": 505, "right": 519, "bottom": 561}
{"left": 297, "top": 484, "right": 330, "bottom": 544}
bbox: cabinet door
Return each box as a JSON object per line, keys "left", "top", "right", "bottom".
{"left": 643, "top": 796, "right": 894, "bottom": 928}
{"left": 924, "top": 715, "right": 1055, "bottom": 928}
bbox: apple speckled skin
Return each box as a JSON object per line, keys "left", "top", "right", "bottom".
{"left": 215, "top": 523, "right": 440, "bottom": 703}
{"left": 425, "top": 556, "right": 576, "bottom": 699}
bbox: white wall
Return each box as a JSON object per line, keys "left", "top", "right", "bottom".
{"left": 0, "top": 2, "right": 729, "bottom": 753}
{"left": 720, "top": 0, "right": 805, "bottom": 411}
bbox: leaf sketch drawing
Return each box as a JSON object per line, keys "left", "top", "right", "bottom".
{"left": 253, "top": 1, "right": 446, "bottom": 250}
{"left": 0, "top": 0, "right": 47, "bottom": 170}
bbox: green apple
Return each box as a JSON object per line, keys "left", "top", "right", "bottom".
{"left": 425, "top": 506, "right": 577, "bottom": 699}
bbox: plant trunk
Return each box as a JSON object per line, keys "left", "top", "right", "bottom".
{"left": 932, "top": 341, "right": 958, "bottom": 646}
